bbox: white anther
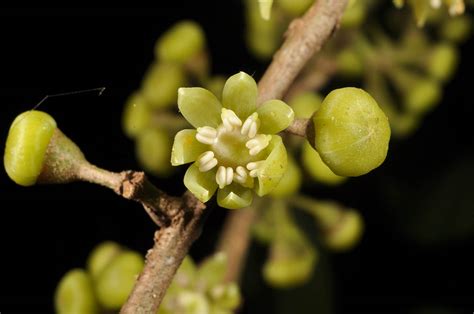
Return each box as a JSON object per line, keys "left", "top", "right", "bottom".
{"left": 196, "top": 126, "right": 217, "bottom": 145}
{"left": 246, "top": 134, "right": 271, "bottom": 156}
{"left": 226, "top": 167, "right": 234, "bottom": 185}
{"left": 198, "top": 151, "right": 218, "bottom": 172}
{"left": 246, "top": 161, "right": 265, "bottom": 178}
{"left": 241, "top": 113, "right": 259, "bottom": 138}
{"left": 221, "top": 108, "right": 242, "bottom": 131}
{"left": 216, "top": 166, "right": 234, "bottom": 189}
{"left": 234, "top": 166, "right": 249, "bottom": 184}
{"left": 430, "top": 0, "right": 441, "bottom": 8}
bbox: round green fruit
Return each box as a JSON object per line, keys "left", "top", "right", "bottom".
{"left": 309, "top": 87, "right": 390, "bottom": 177}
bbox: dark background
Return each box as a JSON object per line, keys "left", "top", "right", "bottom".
{"left": 0, "top": 4, "right": 473, "bottom": 314}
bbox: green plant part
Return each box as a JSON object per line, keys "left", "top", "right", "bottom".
{"left": 87, "top": 241, "right": 123, "bottom": 280}
{"left": 427, "top": 43, "right": 459, "bottom": 82}
{"left": 55, "top": 269, "right": 98, "bottom": 314}
{"left": 122, "top": 92, "right": 151, "bottom": 138}
{"left": 439, "top": 15, "right": 472, "bottom": 43}
{"left": 258, "top": 0, "right": 274, "bottom": 20}
{"left": 270, "top": 156, "right": 302, "bottom": 198}
{"left": 160, "top": 253, "right": 241, "bottom": 314}
{"left": 95, "top": 251, "right": 144, "bottom": 309}
{"left": 4, "top": 110, "right": 87, "bottom": 186}
{"left": 171, "top": 72, "right": 292, "bottom": 209}
{"left": 336, "top": 48, "right": 364, "bottom": 78}
{"left": 263, "top": 202, "right": 317, "bottom": 288}
{"left": 155, "top": 20, "right": 205, "bottom": 64}
{"left": 291, "top": 197, "right": 365, "bottom": 251}
{"left": 404, "top": 78, "right": 442, "bottom": 114}
{"left": 394, "top": 0, "right": 465, "bottom": 26}
{"left": 4, "top": 110, "right": 57, "bottom": 186}
{"left": 289, "top": 92, "right": 322, "bottom": 119}
{"left": 341, "top": 0, "right": 367, "bottom": 28}
{"left": 308, "top": 87, "right": 391, "bottom": 177}
{"left": 141, "top": 62, "right": 186, "bottom": 109}
{"left": 136, "top": 128, "right": 173, "bottom": 177}
{"left": 276, "top": 0, "right": 312, "bottom": 16}
{"left": 302, "top": 141, "right": 347, "bottom": 186}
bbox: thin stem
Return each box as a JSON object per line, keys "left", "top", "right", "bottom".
{"left": 218, "top": 0, "right": 348, "bottom": 284}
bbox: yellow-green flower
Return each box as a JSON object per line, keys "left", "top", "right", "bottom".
{"left": 171, "top": 72, "right": 293, "bottom": 209}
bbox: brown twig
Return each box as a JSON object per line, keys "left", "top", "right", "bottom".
{"left": 218, "top": 0, "right": 348, "bottom": 284}
{"left": 71, "top": 0, "right": 348, "bottom": 310}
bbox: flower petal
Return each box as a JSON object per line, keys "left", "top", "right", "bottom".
{"left": 178, "top": 87, "right": 222, "bottom": 128}
{"left": 171, "top": 129, "right": 208, "bottom": 166}
{"left": 253, "top": 135, "right": 287, "bottom": 197}
{"left": 184, "top": 162, "right": 218, "bottom": 202}
{"left": 222, "top": 72, "right": 257, "bottom": 120}
{"left": 257, "top": 99, "right": 294, "bottom": 134}
{"left": 217, "top": 183, "right": 253, "bottom": 209}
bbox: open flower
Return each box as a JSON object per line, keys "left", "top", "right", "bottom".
{"left": 171, "top": 72, "right": 294, "bottom": 209}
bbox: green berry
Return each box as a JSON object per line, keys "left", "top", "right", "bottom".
{"left": 55, "top": 269, "right": 98, "bottom": 314}
{"left": 302, "top": 141, "right": 346, "bottom": 185}
{"left": 95, "top": 251, "right": 144, "bottom": 309}
{"left": 427, "top": 43, "right": 458, "bottom": 82}
{"left": 87, "top": 241, "right": 122, "bottom": 280}
{"left": 122, "top": 92, "right": 151, "bottom": 138}
{"left": 309, "top": 88, "right": 391, "bottom": 177}
{"left": 4, "top": 111, "right": 57, "bottom": 186}
{"left": 142, "top": 62, "right": 186, "bottom": 109}
{"left": 136, "top": 128, "right": 173, "bottom": 177}
{"left": 155, "top": 20, "right": 205, "bottom": 64}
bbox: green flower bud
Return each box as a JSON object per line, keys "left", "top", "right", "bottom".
{"left": 440, "top": 15, "right": 471, "bottom": 43}
{"left": 87, "top": 241, "right": 122, "bottom": 280}
{"left": 323, "top": 209, "right": 364, "bottom": 251}
{"left": 404, "top": 79, "right": 442, "bottom": 114}
{"left": 195, "top": 252, "right": 227, "bottom": 290}
{"left": 209, "top": 282, "right": 241, "bottom": 310}
{"left": 95, "top": 251, "right": 144, "bottom": 309}
{"left": 427, "top": 43, "right": 459, "bottom": 82}
{"left": 142, "top": 62, "right": 186, "bottom": 109}
{"left": 155, "top": 20, "right": 205, "bottom": 64}
{"left": 336, "top": 49, "right": 364, "bottom": 78}
{"left": 341, "top": 0, "right": 367, "bottom": 28}
{"left": 245, "top": 0, "right": 281, "bottom": 60}
{"left": 122, "top": 92, "right": 151, "bottom": 138}
{"left": 390, "top": 113, "right": 420, "bottom": 137}
{"left": 308, "top": 88, "right": 391, "bottom": 177}
{"left": 136, "top": 128, "right": 173, "bottom": 177}
{"left": 55, "top": 269, "right": 98, "bottom": 314}
{"left": 302, "top": 141, "right": 347, "bottom": 185}
{"left": 4, "top": 110, "right": 87, "bottom": 186}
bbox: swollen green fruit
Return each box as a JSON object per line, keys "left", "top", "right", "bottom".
{"left": 4, "top": 110, "right": 87, "bottom": 186}
{"left": 308, "top": 88, "right": 390, "bottom": 177}
{"left": 95, "top": 251, "right": 144, "bottom": 309}
{"left": 55, "top": 269, "right": 98, "bottom": 314}
{"left": 87, "top": 241, "right": 122, "bottom": 280}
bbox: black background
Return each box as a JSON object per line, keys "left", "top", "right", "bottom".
{"left": 0, "top": 3, "right": 473, "bottom": 314}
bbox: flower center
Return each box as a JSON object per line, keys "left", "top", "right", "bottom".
{"left": 195, "top": 108, "right": 271, "bottom": 189}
